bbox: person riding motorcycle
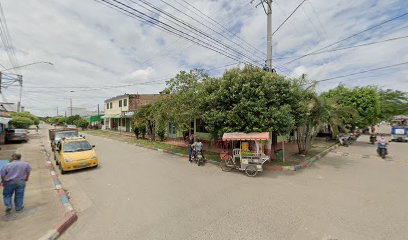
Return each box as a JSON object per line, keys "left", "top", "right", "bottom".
{"left": 377, "top": 135, "right": 388, "bottom": 157}
{"left": 192, "top": 139, "right": 205, "bottom": 161}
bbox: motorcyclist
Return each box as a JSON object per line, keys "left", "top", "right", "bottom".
{"left": 192, "top": 139, "right": 205, "bottom": 160}
{"left": 377, "top": 135, "right": 388, "bottom": 156}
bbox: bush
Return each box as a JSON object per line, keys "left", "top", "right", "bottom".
{"left": 74, "top": 118, "right": 88, "bottom": 130}
{"left": 156, "top": 127, "right": 166, "bottom": 141}
{"left": 139, "top": 125, "right": 147, "bottom": 139}
{"left": 10, "top": 112, "right": 39, "bottom": 125}
{"left": 67, "top": 115, "right": 81, "bottom": 125}
{"left": 133, "top": 125, "right": 140, "bottom": 139}
{"left": 10, "top": 117, "right": 34, "bottom": 129}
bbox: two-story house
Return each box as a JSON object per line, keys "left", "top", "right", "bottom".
{"left": 103, "top": 94, "right": 160, "bottom": 132}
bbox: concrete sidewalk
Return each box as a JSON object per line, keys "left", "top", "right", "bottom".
{"left": 0, "top": 130, "right": 64, "bottom": 240}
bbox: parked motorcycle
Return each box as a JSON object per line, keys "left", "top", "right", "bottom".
{"left": 338, "top": 135, "right": 349, "bottom": 147}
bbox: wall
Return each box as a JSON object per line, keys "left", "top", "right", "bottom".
{"left": 105, "top": 96, "right": 130, "bottom": 115}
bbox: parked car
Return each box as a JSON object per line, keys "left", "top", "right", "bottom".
{"left": 6, "top": 129, "right": 29, "bottom": 143}
{"left": 54, "top": 137, "right": 99, "bottom": 174}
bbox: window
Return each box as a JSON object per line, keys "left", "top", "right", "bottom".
{"left": 106, "top": 103, "right": 109, "bottom": 109}
{"left": 124, "top": 99, "right": 127, "bottom": 107}
{"left": 63, "top": 141, "right": 92, "bottom": 152}
{"left": 110, "top": 102, "right": 112, "bottom": 109}
{"left": 119, "top": 100, "right": 122, "bottom": 107}
{"left": 196, "top": 119, "right": 208, "bottom": 133}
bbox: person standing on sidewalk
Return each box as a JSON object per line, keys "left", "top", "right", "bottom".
{"left": 0, "top": 153, "right": 32, "bottom": 214}
{"left": 186, "top": 134, "right": 194, "bottom": 163}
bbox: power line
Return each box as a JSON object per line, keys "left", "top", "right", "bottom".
{"left": 133, "top": 0, "right": 262, "bottom": 64}
{"left": 158, "top": 0, "right": 265, "bottom": 61}
{"left": 316, "top": 61, "right": 408, "bottom": 83}
{"left": 176, "top": 0, "right": 265, "bottom": 58}
{"left": 275, "top": 35, "right": 408, "bottom": 59}
{"left": 286, "top": 11, "right": 408, "bottom": 64}
{"left": 273, "top": 0, "right": 307, "bottom": 36}
{"left": 96, "top": 0, "right": 259, "bottom": 66}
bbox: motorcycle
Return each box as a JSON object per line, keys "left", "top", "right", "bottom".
{"left": 192, "top": 150, "right": 206, "bottom": 166}
{"left": 377, "top": 142, "right": 388, "bottom": 159}
{"left": 338, "top": 135, "right": 349, "bottom": 147}
{"left": 369, "top": 134, "right": 376, "bottom": 144}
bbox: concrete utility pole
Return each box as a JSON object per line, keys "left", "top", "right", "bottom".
{"left": 266, "top": 0, "right": 273, "bottom": 71}
{"left": 57, "top": 106, "right": 59, "bottom": 116}
{"left": 17, "top": 74, "right": 23, "bottom": 112}
{"left": 70, "top": 98, "right": 73, "bottom": 116}
{"left": 97, "top": 104, "right": 100, "bottom": 116}
{"left": 0, "top": 72, "right": 2, "bottom": 94}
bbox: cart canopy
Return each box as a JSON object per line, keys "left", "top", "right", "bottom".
{"left": 222, "top": 132, "right": 270, "bottom": 141}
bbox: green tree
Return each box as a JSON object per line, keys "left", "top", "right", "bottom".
{"left": 163, "top": 69, "right": 209, "bottom": 134}
{"left": 10, "top": 112, "right": 40, "bottom": 125}
{"left": 198, "top": 65, "right": 307, "bottom": 139}
{"left": 66, "top": 115, "right": 81, "bottom": 125}
{"left": 378, "top": 89, "right": 408, "bottom": 120}
{"left": 10, "top": 116, "right": 34, "bottom": 129}
{"left": 323, "top": 85, "right": 380, "bottom": 128}
{"left": 73, "top": 118, "right": 88, "bottom": 130}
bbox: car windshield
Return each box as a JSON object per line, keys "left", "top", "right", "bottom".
{"left": 55, "top": 131, "right": 77, "bottom": 140}
{"left": 64, "top": 141, "right": 92, "bottom": 152}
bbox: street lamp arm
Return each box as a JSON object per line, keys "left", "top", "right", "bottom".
{"left": 2, "top": 61, "right": 53, "bottom": 72}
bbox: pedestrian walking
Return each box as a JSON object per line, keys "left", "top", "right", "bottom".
{"left": 186, "top": 134, "right": 194, "bottom": 163}
{"left": 0, "top": 153, "right": 32, "bottom": 214}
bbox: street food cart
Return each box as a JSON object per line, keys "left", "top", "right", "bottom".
{"left": 220, "top": 132, "right": 270, "bottom": 177}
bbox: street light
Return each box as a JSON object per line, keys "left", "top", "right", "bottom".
{"left": 2, "top": 61, "right": 53, "bottom": 72}
{"left": 0, "top": 61, "right": 54, "bottom": 112}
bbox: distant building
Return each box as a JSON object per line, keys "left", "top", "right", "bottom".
{"left": 103, "top": 93, "right": 160, "bottom": 132}
{"left": 0, "top": 94, "right": 14, "bottom": 144}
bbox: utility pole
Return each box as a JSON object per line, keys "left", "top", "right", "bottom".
{"left": 0, "top": 72, "right": 2, "bottom": 94}
{"left": 97, "top": 104, "right": 100, "bottom": 116}
{"left": 57, "top": 106, "right": 59, "bottom": 116}
{"left": 17, "top": 74, "right": 23, "bottom": 112}
{"left": 70, "top": 98, "right": 73, "bottom": 116}
{"left": 266, "top": 0, "right": 273, "bottom": 71}
{"left": 252, "top": 0, "right": 273, "bottom": 72}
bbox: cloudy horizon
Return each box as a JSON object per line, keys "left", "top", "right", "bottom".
{"left": 1, "top": 0, "right": 407, "bottom": 116}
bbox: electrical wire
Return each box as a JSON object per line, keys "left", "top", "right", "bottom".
{"left": 286, "top": 11, "right": 408, "bottom": 64}
{"left": 273, "top": 0, "right": 307, "bottom": 36}
{"left": 132, "top": 0, "right": 262, "bottom": 64}
{"left": 315, "top": 61, "right": 408, "bottom": 83}
{"left": 96, "top": 0, "right": 258, "bottom": 66}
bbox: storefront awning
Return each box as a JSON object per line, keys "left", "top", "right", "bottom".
{"left": 222, "top": 132, "right": 270, "bottom": 141}
{"left": 0, "top": 117, "right": 11, "bottom": 125}
{"left": 101, "top": 114, "right": 121, "bottom": 119}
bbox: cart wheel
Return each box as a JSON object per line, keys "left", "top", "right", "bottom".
{"left": 245, "top": 165, "right": 258, "bottom": 177}
{"left": 220, "top": 161, "right": 232, "bottom": 172}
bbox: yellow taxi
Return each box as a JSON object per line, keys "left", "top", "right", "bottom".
{"left": 55, "top": 137, "right": 99, "bottom": 174}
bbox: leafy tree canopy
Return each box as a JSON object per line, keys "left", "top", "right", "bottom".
{"left": 378, "top": 89, "right": 408, "bottom": 120}
{"left": 322, "top": 85, "right": 381, "bottom": 127}
{"left": 10, "top": 112, "right": 40, "bottom": 125}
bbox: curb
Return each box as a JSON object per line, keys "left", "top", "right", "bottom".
{"left": 264, "top": 143, "right": 340, "bottom": 172}
{"left": 38, "top": 139, "right": 78, "bottom": 240}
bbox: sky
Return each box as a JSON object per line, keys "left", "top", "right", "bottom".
{"left": 0, "top": 0, "right": 407, "bottom": 116}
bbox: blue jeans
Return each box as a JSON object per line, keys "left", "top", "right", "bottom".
{"left": 188, "top": 147, "right": 192, "bottom": 161}
{"left": 3, "top": 180, "right": 26, "bottom": 210}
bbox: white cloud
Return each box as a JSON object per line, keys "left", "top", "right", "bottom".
{"left": 0, "top": 0, "right": 407, "bottom": 116}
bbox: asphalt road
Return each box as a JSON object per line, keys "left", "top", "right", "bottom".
{"left": 49, "top": 131, "right": 408, "bottom": 240}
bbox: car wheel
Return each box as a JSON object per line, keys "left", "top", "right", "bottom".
{"left": 59, "top": 164, "right": 66, "bottom": 174}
